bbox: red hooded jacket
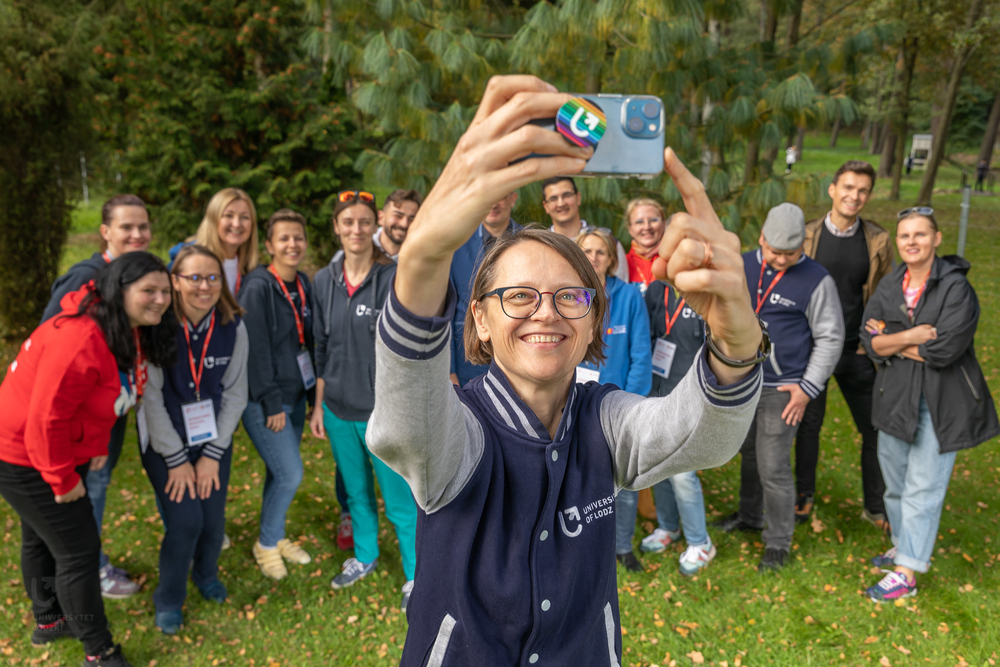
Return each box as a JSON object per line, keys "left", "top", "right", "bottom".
{"left": 0, "top": 286, "right": 134, "bottom": 495}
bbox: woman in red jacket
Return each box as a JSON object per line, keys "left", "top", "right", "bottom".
{"left": 0, "top": 252, "right": 176, "bottom": 667}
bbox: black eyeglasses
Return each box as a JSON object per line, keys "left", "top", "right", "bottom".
{"left": 176, "top": 273, "right": 222, "bottom": 287}
{"left": 482, "top": 286, "right": 596, "bottom": 320}
{"left": 897, "top": 206, "right": 934, "bottom": 219}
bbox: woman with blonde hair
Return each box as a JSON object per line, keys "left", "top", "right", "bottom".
{"left": 624, "top": 197, "right": 668, "bottom": 294}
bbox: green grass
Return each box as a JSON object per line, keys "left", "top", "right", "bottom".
{"left": 2, "top": 139, "right": 1000, "bottom": 666}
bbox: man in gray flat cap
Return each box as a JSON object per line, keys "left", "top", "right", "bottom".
{"left": 715, "top": 202, "right": 844, "bottom": 572}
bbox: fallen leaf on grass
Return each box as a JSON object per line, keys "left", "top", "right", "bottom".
{"left": 864, "top": 636, "right": 879, "bottom": 644}
{"left": 811, "top": 516, "right": 825, "bottom": 533}
{"left": 879, "top": 657, "right": 891, "bottom": 667}
{"left": 803, "top": 616, "right": 816, "bottom": 625}
{"left": 687, "top": 651, "right": 705, "bottom": 664}
{"left": 346, "top": 615, "right": 358, "bottom": 624}
{"left": 977, "top": 501, "right": 988, "bottom": 509}
{"left": 938, "top": 622, "right": 950, "bottom": 633}
{"left": 962, "top": 553, "right": 974, "bottom": 563}
{"left": 675, "top": 626, "right": 690, "bottom": 638}
{"left": 894, "top": 644, "right": 912, "bottom": 655}
{"left": 836, "top": 529, "right": 844, "bottom": 544}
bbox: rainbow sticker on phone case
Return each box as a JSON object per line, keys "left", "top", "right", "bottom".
{"left": 556, "top": 98, "right": 606, "bottom": 148}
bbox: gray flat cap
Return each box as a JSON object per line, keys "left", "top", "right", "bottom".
{"left": 762, "top": 203, "right": 806, "bottom": 251}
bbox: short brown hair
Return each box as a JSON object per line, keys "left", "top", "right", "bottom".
{"left": 170, "top": 245, "right": 244, "bottom": 325}
{"left": 265, "top": 208, "right": 307, "bottom": 240}
{"left": 101, "top": 194, "right": 147, "bottom": 228}
{"left": 384, "top": 189, "right": 422, "bottom": 210}
{"left": 333, "top": 194, "right": 379, "bottom": 224}
{"left": 832, "top": 160, "right": 876, "bottom": 189}
{"left": 463, "top": 228, "right": 607, "bottom": 366}
{"left": 575, "top": 228, "right": 619, "bottom": 276}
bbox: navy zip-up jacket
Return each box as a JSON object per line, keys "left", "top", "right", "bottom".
{"left": 367, "top": 283, "right": 762, "bottom": 667}
{"left": 40, "top": 252, "right": 108, "bottom": 324}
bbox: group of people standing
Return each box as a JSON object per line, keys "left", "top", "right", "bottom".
{"left": 0, "top": 78, "right": 995, "bottom": 666}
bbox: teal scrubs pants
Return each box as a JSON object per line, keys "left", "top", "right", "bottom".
{"left": 323, "top": 404, "right": 417, "bottom": 580}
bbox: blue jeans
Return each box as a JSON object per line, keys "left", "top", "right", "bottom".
{"left": 877, "top": 396, "right": 956, "bottom": 574}
{"left": 242, "top": 398, "right": 307, "bottom": 548}
{"left": 615, "top": 474, "right": 709, "bottom": 554}
{"left": 87, "top": 414, "right": 127, "bottom": 569}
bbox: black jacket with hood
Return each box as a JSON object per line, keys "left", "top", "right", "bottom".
{"left": 860, "top": 255, "right": 999, "bottom": 453}
{"left": 41, "top": 252, "right": 108, "bottom": 324}
{"left": 238, "top": 265, "right": 316, "bottom": 417}
{"left": 312, "top": 253, "right": 395, "bottom": 421}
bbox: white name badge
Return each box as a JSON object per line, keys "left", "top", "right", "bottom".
{"left": 576, "top": 366, "right": 601, "bottom": 384}
{"left": 137, "top": 403, "right": 150, "bottom": 454}
{"left": 297, "top": 350, "right": 317, "bottom": 390}
{"left": 652, "top": 339, "right": 678, "bottom": 379}
{"left": 182, "top": 399, "right": 219, "bottom": 446}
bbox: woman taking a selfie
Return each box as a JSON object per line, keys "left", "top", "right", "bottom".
{"left": 860, "top": 208, "right": 998, "bottom": 602}
{"left": 142, "top": 245, "right": 248, "bottom": 634}
{"left": 0, "top": 252, "right": 175, "bottom": 666}
{"left": 239, "top": 209, "right": 316, "bottom": 579}
{"left": 367, "top": 75, "right": 764, "bottom": 665}
{"left": 309, "top": 192, "right": 417, "bottom": 609}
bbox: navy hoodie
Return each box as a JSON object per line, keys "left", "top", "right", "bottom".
{"left": 40, "top": 252, "right": 108, "bottom": 323}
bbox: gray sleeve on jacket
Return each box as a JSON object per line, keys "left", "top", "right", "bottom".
{"left": 365, "top": 283, "right": 486, "bottom": 515}
{"left": 801, "top": 274, "right": 845, "bottom": 398}
{"left": 142, "top": 365, "right": 189, "bottom": 469}
{"left": 600, "top": 348, "right": 761, "bottom": 491}
{"left": 613, "top": 240, "right": 630, "bottom": 283}
{"left": 202, "top": 321, "right": 249, "bottom": 460}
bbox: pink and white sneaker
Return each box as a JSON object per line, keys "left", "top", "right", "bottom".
{"left": 866, "top": 570, "right": 916, "bottom": 602}
{"left": 678, "top": 542, "right": 717, "bottom": 576}
{"left": 640, "top": 528, "right": 682, "bottom": 553}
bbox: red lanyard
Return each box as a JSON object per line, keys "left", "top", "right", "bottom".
{"left": 102, "top": 250, "right": 114, "bottom": 263}
{"left": 234, "top": 272, "right": 241, "bottom": 296}
{"left": 755, "top": 261, "right": 785, "bottom": 314}
{"left": 268, "top": 265, "right": 307, "bottom": 347}
{"left": 132, "top": 329, "right": 147, "bottom": 397}
{"left": 630, "top": 250, "right": 656, "bottom": 286}
{"left": 902, "top": 269, "right": 927, "bottom": 316}
{"left": 182, "top": 311, "right": 216, "bottom": 400}
{"left": 664, "top": 289, "right": 686, "bottom": 337}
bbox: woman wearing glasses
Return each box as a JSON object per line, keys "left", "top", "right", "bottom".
{"left": 308, "top": 191, "right": 417, "bottom": 609}
{"left": 366, "top": 75, "right": 764, "bottom": 665}
{"left": 860, "top": 208, "right": 998, "bottom": 602}
{"left": 141, "top": 245, "right": 248, "bottom": 634}
{"left": 624, "top": 198, "right": 668, "bottom": 295}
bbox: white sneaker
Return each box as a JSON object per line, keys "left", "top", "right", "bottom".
{"left": 678, "top": 542, "right": 716, "bottom": 576}
{"left": 400, "top": 580, "right": 414, "bottom": 613}
{"left": 221, "top": 533, "right": 231, "bottom": 550}
{"left": 640, "top": 528, "right": 682, "bottom": 553}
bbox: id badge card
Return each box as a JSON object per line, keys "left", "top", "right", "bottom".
{"left": 137, "top": 403, "right": 150, "bottom": 454}
{"left": 296, "top": 350, "right": 317, "bottom": 390}
{"left": 182, "top": 399, "right": 219, "bottom": 446}
{"left": 576, "top": 366, "right": 601, "bottom": 383}
{"left": 652, "top": 339, "right": 678, "bottom": 379}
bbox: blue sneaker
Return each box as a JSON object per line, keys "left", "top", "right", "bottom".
{"left": 330, "top": 557, "right": 378, "bottom": 589}
{"left": 866, "top": 570, "right": 917, "bottom": 602}
{"left": 871, "top": 546, "right": 897, "bottom": 569}
{"left": 198, "top": 580, "right": 228, "bottom": 604}
{"left": 155, "top": 610, "right": 183, "bottom": 635}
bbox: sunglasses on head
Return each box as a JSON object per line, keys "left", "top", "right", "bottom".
{"left": 338, "top": 190, "right": 376, "bottom": 205}
{"left": 897, "top": 206, "right": 934, "bottom": 219}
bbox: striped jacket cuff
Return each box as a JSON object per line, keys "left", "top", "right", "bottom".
{"left": 200, "top": 442, "right": 228, "bottom": 461}
{"left": 799, "top": 379, "right": 822, "bottom": 399}
{"left": 378, "top": 280, "right": 456, "bottom": 361}
{"left": 164, "top": 449, "right": 190, "bottom": 469}
{"left": 697, "top": 345, "right": 763, "bottom": 408}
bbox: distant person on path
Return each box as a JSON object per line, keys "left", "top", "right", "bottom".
{"left": 373, "top": 189, "right": 422, "bottom": 261}
{"left": 797, "top": 160, "right": 893, "bottom": 532}
{"left": 717, "top": 203, "right": 844, "bottom": 572}
{"left": 976, "top": 159, "right": 989, "bottom": 192}
{"left": 40, "top": 194, "right": 152, "bottom": 600}
{"left": 860, "top": 207, "right": 998, "bottom": 602}
{"left": 785, "top": 146, "right": 797, "bottom": 174}
{"left": 542, "top": 176, "right": 629, "bottom": 282}
{"left": 449, "top": 191, "right": 523, "bottom": 386}
{"left": 0, "top": 252, "right": 176, "bottom": 666}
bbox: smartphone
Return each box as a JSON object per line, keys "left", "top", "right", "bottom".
{"left": 529, "top": 93, "right": 665, "bottom": 179}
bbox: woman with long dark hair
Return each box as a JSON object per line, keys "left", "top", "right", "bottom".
{"left": 141, "top": 245, "right": 248, "bottom": 634}
{"left": 0, "top": 252, "right": 176, "bottom": 666}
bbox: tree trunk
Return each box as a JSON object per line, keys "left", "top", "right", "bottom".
{"left": 861, "top": 118, "right": 871, "bottom": 149}
{"left": 890, "top": 39, "right": 918, "bottom": 200}
{"left": 829, "top": 115, "right": 842, "bottom": 148}
{"left": 976, "top": 88, "right": 1000, "bottom": 167}
{"left": 929, "top": 99, "right": 944, "bottom": 142}
{"left": 879, "top": 131, "right": 896, "bottom": 178}
{"left": 760, "top": 0, "right": 777, "bottom": 44}
{"left": 796, "top": 126, "right": 806, "bottom": 157}
{"left": 744, "top": 139, "right": 760, "bottom": 186}
{"left": 873, "top": 121, "right": 889, "bottom": 155}
{"left": 321, "top": 5, "right": 333, "bottom": 74}
{"left": 787, "top": 0, "right": 803, "bottom": 48}
{"left": 918, "top": 0, "right": 986, "bottom": 204}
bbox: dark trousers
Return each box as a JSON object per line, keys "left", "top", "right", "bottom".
{"left": 0, "top": 460, "right": 113, "bottom": 655}
{"left": 794, "top": 350, "right": 885, "bottom": 515}
{"left": 142, "top": 444, "right": 231, "bottom": 612}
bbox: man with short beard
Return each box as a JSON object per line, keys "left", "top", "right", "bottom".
{"left": 373, "top": 189, "right": 422, "bottom": 261}
{"left": 795, "top": 160, "right": 893, "bottom": 532}
{"left": 448, "top": 191, "right": 523, "bottom": 386}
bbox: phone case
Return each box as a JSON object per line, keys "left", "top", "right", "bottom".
{"left": 529, "top": 93, "right": 665, "bottom": 179}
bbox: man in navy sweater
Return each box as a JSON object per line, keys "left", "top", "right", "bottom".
{"left": 717, "top": 203, "right": 844, "bottom": 571}
{"left": 448, "top": 191, "right": 523, "bottom": 386}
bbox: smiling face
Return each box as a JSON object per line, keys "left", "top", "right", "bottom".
{"left": 627, "top": 204, "right": 666, "bottom": 257}
{"left": 122, "top": 271, "right": 172, "bottom": 327}
{"left": 218, "top": 198, "right": 253, "bottom": 257}
{"left": 265, "top": 221, "right": 307, "bottom": 271}
{"left": 172, "top": 253, "right": 223, "bottom": 322}
{"left": 334, "top": 203, "right": 377, "bottom": 256}
{"left": 380, "top": 200, "right": 419, "bottom": 245}
{"left": 101, "top": 206, "right": 151, "bottom": 257}
{"left": 472, "top": 241, "right": 594, "bottom": 389}
{"left": 542, "top": 180, "right": 582, "bottom": 226}
{"left": 828, "top": 171, "right": 873, "bottom": 221}
{"left": 579, "top": 234, "right": 612, "bottom": 279}
{"left": 895, "top": 215, "right": 941, "bottom": 268}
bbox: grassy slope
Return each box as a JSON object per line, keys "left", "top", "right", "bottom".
{"left": 1, "top": 137, "right": 998, "bottom": 667}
